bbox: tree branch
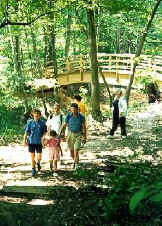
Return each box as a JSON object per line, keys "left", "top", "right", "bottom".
{"left": 0, "top": 11, "right": 54, "bottom": 29}
{"left": 99, "top": 68, "right": 112, "bottom": 107}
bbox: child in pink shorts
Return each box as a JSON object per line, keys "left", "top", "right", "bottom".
{"left": 43, "top": 130, "right": 63, "bottom": 176}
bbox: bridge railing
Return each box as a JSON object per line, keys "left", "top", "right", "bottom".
{"left": 57, "top": 53, "right": 162, "bottom": 79}
{"left": 97, "top": 54, "right": 133, "bottom": 74}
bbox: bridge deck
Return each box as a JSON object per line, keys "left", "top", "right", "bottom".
{"left": 57, "top": 70, "right": 162, "bottom": 87}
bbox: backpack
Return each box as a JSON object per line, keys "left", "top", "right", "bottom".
{"left": 49, "top": 113, "right": 63, "bottom": 125}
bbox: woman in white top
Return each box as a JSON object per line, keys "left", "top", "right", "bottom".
{"left": 46, "top": 103, "right": 63, "bottom": 134}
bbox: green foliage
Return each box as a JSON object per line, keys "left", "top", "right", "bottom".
{"left": 73, "top": 166, "right": 98, "bottom": 180}
{"left": 136, "top": 74, "right": 154, "bottom": 92}
{"left": 0, "top": 104, "right": 24, "bottom": 144}
{"left": 128, "top": 100, "right": 147, "bottom": 113}
{"left": 102, "top": 109, "right": 112, "bottom": 118}
{"left": 129, "top": 187, "right": 148, "bottom": 211}
{"left": 98, "top": 158, "right": 162, "bottom": 222}
{"left": 129, "top": 181, "right": 162, "bottom": 212}
{"left": 102, "top": 0, "right": 155, "bottom": 13}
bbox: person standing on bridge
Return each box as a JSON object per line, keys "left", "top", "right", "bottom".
{"left": 108, "top": 89, "right": 127, "bottom": 138}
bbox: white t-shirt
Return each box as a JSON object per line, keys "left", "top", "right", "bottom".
{"left": 46, "top": 114, "right": 62, "bottom": 134}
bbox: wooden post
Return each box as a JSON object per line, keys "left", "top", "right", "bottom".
{"left": 152, "top": 56, "right": 156, "bottom": 74}
{"left": 66, "top": 57, "right": 71, "bottom": 72}
{"left": 149, "top": 56, "right": 153, "bottom": 72}
{"left": 80, "top": 55, "right": 84, "bottom": 81}
{"left": 130, "top": 56, "right": 134, "bottom": 72}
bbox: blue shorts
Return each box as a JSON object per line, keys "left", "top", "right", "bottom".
{"left": 28, "top": 144, "right": 42, "bottom": 153}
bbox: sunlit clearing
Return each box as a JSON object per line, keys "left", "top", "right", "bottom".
{"left": 27, "top": 199, "right": 55, "bottom": 205}
{"left": 0, "top": 196, "right": 55, "bottom": 205}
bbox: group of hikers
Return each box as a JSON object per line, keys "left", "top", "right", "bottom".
{"left": 23, "top": 95, "right": 87, "bottom": 177}
{"left": 24, "top": 90, "right": 128, "bottom": 177}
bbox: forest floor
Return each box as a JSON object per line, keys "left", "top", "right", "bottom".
{"left": 0, "top": 102, "right": 162, "bottom": 226}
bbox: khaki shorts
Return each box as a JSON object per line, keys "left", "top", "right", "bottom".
{"left": 67, "top": 131, "right": 82, "bottom": 151}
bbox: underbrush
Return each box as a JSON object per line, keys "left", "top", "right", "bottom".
{"left": 0, "top": 105, "right": 24, "bottom": 145}
{"left": 99, "top": 163, "right": 162, "bottom": 225}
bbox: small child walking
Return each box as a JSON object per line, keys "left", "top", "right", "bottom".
{"left": 43, "top": 130, "right": 63, "bottom": 176}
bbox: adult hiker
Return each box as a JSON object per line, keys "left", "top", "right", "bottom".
{"left": 74, "top": 95, "right": 86, "bottom": 116}
{"left": 108, "top": 89, "right": 128, "bottom": 138}
{"left": 24, "top": 109, "right": 47, "bottom": 176}
{"left": 46, "top": 103, "right": 65, "bottom": 169}
{"left": 46, "top": 103, "right": 64, "bottom": 134}
{"left": 59, "top": 103, "right": 86, "bottom": 169}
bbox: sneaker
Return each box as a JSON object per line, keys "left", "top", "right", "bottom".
{"left": 72, "top": 163, "right": 75, "bottom": 169}
{"left": 74, "top": 163, "right": 80, "bottom": 170}
{"left": 107, "top": 134, "right": 114, "bottom": 139}
{"left": 32, "top": 168, "right": 36, "bottom": 177}
{"left": 53, "top": 172, "right": 58, "bottom": 176}
{"left": 121, "top": 135, "right": 127, "bottom": 139}
{"left": 75, "top": 164, "right": 79, "bottom": 170}
{"left": 37, "top": 162, "right": 41, "bottom": 172}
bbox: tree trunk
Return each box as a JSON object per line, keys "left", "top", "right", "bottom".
{"left": 99, "top": 69, "right": 112, "bottom": 107}
{"left": 65, "top": 10, "right": 72, "bottom": 59}
{"left": 126, "top": 0, "right": 162, "bottom": 103}
{"left": 116, "top": 28, "right": 120, "bottom": 53}
{"left": 43, "top": 29, "right": 48, "bottom": 66}
{"left": 24, "top": 30, "right": 33, "bottom": 71}
{"left": 14, "top": 36, "right": 22, "bottom": 76}
{"left": 46, "top": 0, "right": 57, "bottom": 78}
{"left": 13, "top": 35, "right": 29, "bottom": 112}
{"left": 47, "top": 25, "right": 57, "bottom": 78}
{"left": 87, "top": 7, "right": 101, "bottom": 121}
{"left": 30, "top": 27, "right": 42, "bottom": 77}
{"left": 41, "top": 89, "right": 49, "bottom": 118}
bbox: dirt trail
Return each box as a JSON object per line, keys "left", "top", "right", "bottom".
{"left": 0, "top": 102, "right": 162, "bottom": 188}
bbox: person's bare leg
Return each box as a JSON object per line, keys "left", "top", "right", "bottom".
{"left": 50, "top": 160, "right": 53, "bottom": 170}
{"left": 37, "top": 153, "right": 42, "bottom": 171}
{"left": 70, "top": 149, "right": 74, "bottom": 159}
{"left": 74, "top": 149, "right": 79, "bottom": 164}
{"left": 31, "top": 153, "right": 36, "bottom": 168}
{"left": 31, "top": 153, "right": 36, "bottom": 176}
{"left": 37, "top": 153, "right": 42, "bottom": 163}
{"left": 54, "top": 160, "right": 57, "bottom": 172}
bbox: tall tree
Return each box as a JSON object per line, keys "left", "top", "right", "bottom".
{"left": 125, "top": 0, "right": 162, "bottom": 103}
{"left": 65, "top": 8, "right": 72, "bottom": 59}
{"left": 87, "top": 4, "right": 101, "bottom": 120}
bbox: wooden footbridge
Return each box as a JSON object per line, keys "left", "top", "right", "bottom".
{"left": 35, "top": 53, "right": 162, "bottom": 90}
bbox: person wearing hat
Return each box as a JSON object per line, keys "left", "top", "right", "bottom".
{"left": 108, "top": 89, "right": 127, "bottom": 138}
{"left": 59, "top": 103, "right": 86, "bottom": 169}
